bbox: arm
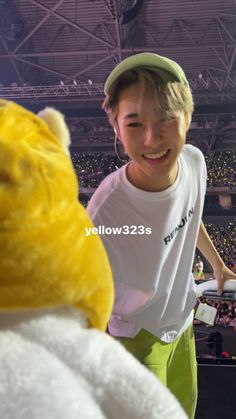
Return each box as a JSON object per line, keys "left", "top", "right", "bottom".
{"left": 196, "top": 221, "right": 236, "bottom": 294}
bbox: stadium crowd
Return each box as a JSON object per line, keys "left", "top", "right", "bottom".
{"left": 194, "top": 296, "right": 236, "bottom": 328}
{"left": 71, "top": 152, "right": 126, "bottom": 189}
{"left": 205, "top": 222, "right": 236, "bottom": 271}
{"left": 72, "top": 150, "right": 236, "bottom": 189}
{"left": 205, "top": 150, "right": 236, "bottom": 188}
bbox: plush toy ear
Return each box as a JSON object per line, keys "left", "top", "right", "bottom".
{"left": 38, "top": 107, "right": 71, "bottom": 155}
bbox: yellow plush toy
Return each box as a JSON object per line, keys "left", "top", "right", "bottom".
{"left": 0, "top": 99, "right": 114, "bottom": 331}
{"left": 0, "top": 99, "right": 188, "bottom": 419}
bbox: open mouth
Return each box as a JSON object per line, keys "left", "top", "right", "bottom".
{"left": 143, "top": 149, "right": 170, "bottom": 163}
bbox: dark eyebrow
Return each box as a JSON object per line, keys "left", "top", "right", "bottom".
{"left": 123, "top": 113, "right": 139, "bottom": 120}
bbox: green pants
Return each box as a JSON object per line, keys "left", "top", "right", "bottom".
{"left": 119, "top": 324, "right": 197, "bottom": 419}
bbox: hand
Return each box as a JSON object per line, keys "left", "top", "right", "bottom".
{"left": 213, "top": 262, "right": 236, "bottom": 295}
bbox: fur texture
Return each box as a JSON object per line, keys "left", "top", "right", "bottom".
{"left": 0, "top": 99, "right": 113, "bottom": 331}
{"left": 0, "top": 308, "right": 187, "bottom": 419}
{"left": 0, "top": 99, "right": 187, "bottom": 418}
{"left": 38, "top": 107, "right": 71, "bottom": 155}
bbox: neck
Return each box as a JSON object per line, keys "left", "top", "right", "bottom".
{"left": 127, "top": 162, "right": 178, "bottom": 192}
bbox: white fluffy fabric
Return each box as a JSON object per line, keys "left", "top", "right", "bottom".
{"left": 0, "top": 308, "right": 187, "bottom": 419}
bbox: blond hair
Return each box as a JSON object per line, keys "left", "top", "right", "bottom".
{"left": 102, "top": 68, "right": 194, "bottom": 128}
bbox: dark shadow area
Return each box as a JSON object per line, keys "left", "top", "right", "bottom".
{"left": 194, "top": 324, "right": 236, "bottom": 418}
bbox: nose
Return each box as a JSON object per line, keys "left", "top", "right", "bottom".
{"left": 144, "top": 124, "right": 161, "bottom": 147}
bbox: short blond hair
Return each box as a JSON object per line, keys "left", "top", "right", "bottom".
{"left": 102, "top": 68, "right": 194, "bottom": 128}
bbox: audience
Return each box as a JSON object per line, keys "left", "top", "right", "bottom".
{"left": 205, "top": 150, "right": 236, "bottom": 188}
{"left": 71, "top": 152, "right": 126, "bottom": 188}
{"left": 194, "top": 296, "right": 236, "bottom": 328}
{"left": 205, "top": 222, "right": 236, "bottom": 271}
{"left": 71, "top": 150, "right": 236, "bottom": 189}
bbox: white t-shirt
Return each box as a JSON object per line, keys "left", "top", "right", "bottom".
{"left": 87, "top": 145, "right": 207, "bottom": 342}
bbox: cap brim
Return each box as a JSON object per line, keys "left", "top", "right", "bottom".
{"left": 104, "top": 52, "right": 188, "bottom": 94}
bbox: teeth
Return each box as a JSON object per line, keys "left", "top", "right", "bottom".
{"left": 144, "top": 150, "right": 168, "bottom": 159}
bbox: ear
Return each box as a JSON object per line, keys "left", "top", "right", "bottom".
{"left": 37, "top": 107, "right": 71, "bottom": 155}
{"left": 113, "top": 123, "right": 121, "bottom": 140}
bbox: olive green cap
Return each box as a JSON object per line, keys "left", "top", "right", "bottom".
{"left": 104, "top": 52, "right": 189, "bottom": 94}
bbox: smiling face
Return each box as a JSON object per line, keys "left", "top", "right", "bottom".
{"left": 116, "top": 81, "right": 190, "bottom": 192}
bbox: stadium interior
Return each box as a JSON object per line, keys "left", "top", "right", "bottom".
{"left": 1, "top": 1, "right": 236, "bottom": 417}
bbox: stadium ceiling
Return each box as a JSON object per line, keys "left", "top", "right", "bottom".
{"left": 1, "top": 0, "right": 236, "bottom": 151}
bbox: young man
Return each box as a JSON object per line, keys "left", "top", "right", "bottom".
{"left": 87, "top": 53, "right": 236, "bottom": 418}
